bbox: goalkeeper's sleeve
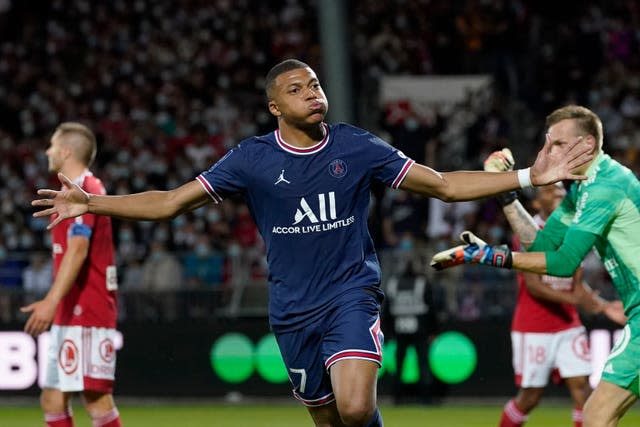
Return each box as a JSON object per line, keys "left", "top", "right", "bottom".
{"left": 531, "top": 228, "right": 598, "bottom": 277}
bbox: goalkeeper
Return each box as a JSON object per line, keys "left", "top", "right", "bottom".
{"left": 431, "top": 105, "right": 638, "bottom": 427}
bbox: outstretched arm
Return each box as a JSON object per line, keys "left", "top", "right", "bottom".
{"left": 33, "top": 173, "right": 211, "bottom": 229}
{"left": 400, "top": 165, "right": 523, "bottom": 201}
{"left": 400, "top": 135, "right": 592, "bottom": 201}
{"left": 432, "top": 232, "right": 592, "bottom": 276}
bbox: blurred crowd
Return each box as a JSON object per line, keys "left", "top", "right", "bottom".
{"left": 1, "top": 0, "right": 639, "bottom": 323}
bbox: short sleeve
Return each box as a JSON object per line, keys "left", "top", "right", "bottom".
{"left": 196, "top": 145, "right": 248, "bottom": 203}
{"left": 366, "top": 134, "right": 415, "bottom": 189}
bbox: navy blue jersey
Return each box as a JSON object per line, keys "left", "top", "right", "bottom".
{"left": 197, "top": 123, "right": 415, "bottom": 331}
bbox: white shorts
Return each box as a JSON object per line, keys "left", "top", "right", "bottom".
{"left": 511, "top": 326, "right": 591, "bottom": 388}
{"left": 43, "top": 325, "right": 117, "bottom": 393}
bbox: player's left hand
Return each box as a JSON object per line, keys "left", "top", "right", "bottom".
{"left": 602, "top": 300, "right": 627, "bottom": 325}
{"left": 530, "top": 135, "right": 593, "bottom": 185}
{"left": 430, "top": 231, "right": 513, "bottom": 271}
{"left": 21, "top": 298, "right": 57, "bottom": 336}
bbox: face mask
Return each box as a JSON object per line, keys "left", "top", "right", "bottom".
{"left": 119, "top": 230, "right": 133, "bottom": 242}
{"left": 228, "top": 244, "right": 241, "bottom": 257}
{"left": 405, "top": 118, "right": 419, "bottom": 131}
{"left": 172, "top": 216, "right": 186, "bottom": 227}
{"left": 399, "top": 237, "right": 413, "bottom": 251}
{"left": 207, "top": 210, "right": 221, "bottom": 223}
{"left": 195, "top": 244, "right": 210, "bottom": 257}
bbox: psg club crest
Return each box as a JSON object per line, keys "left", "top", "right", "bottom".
{"left": 328, "top": 159, "right": 347, "bottom": 178}
{"left": 59, "top": 339, "right": 79, "bottom": 374}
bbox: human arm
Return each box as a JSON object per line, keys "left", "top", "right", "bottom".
{"left": 501, "top": 201, "right": 540, "bottom": 248}
{"left": 483, "top": 148, "right": 544, "bottom": 247}
{"left": 33, "top": 173, "right": 211, "bottom": 229}
{"left": 399, "top": 135, "right": 592, "bottom": 201}
{"left": 20, "top": 235, "right": 88, "bottom": 335}
{"left": 523, "top": 267, "right": 603, "bottom": 313}
{"left": 431, "top": 227, "right": 596, "bottom": 276}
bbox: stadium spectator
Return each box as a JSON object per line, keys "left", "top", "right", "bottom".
{"left": 21, "top": 122, "right": 123, "bottom": 427}
{"left": 0, "top": 243, "right": 20, "bottom": 323}
{"left": 22, "top": 251, "right": 52, "bottom": 300}
{"left": 32, "top": 58, "right": 590, "bottom": 427}
{"left": 140, "top": 240, "right": 183, "bottom": 322}
{"left": 0, "top": 0, "right": 637, "bottom": 323}
{"left": 0, "top": 0, "right": 321, "bottom": 296}
{"left": 381, "top": 189, "right": 429, "bottom": 250}
{"left": 431, "top": 105, "right": 636, "bottom": 426}
{"left": 182, "top": 236, "right": 223, "bottom": 288}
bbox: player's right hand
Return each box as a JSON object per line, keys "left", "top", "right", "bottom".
{"left": 430, "top": 231, "right": 513, "bottom": 271}
{"left": 484, "top": 148, "right": 515, "bottom": 173}
{"left": 21, "top": 298, "right": 57, "bottom": 336}
{"left": 32, "top": 172, "right": 90, "bottom": 230}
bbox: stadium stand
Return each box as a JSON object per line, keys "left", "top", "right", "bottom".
{"left": 1, "top": 0, "right": 637, "bottom": 323}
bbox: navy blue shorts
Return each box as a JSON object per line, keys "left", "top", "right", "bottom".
{"left": 274, "top": 288, "right": 384, "bottom": 406}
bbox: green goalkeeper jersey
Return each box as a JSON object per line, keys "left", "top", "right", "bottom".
{"left": 530, "top": 152, "right": 640, "bottom": 320}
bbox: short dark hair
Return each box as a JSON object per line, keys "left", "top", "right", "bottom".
{"left": 54, "top": 122, "right": 97, "bottom": 166}
{"left": 264, "top": 59, "right": 310, "bottom": 99}
{"left": 546, "top": 105, "right": 603, "bottom": 150}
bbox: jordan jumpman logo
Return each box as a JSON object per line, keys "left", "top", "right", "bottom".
{"left": 274, "top": 169, "right": 291, "bottom": 185}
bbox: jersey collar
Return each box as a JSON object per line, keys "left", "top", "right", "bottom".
{"left": 71, "top": 169, "right": 93, "bottom": 187}
{"left": 585, "top": 152, "right": 607, "bottom": 178}
{"left": 274, "top": 123, "right": 330, "bottom": 155}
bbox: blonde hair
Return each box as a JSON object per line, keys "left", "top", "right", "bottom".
{"left": 545, "top": 105, "right": 603, "bottom": 150}
{"left": 54, "top": 122, "right": 97, "bottom": 166}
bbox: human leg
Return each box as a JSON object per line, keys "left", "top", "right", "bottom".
{"left": 41, "top": 388, "right": 74, "bottom": 427}
{"left": 277, "top": 288, "right": 384, "bottom": 426}
{"left": 498, "top": 387, "right": 543, "bottom": 427}
{"left": 82, "top": 391, "right": 122, "bottom": 427}
{"left": 275, "top": 321, "right": 341, "bottom": 426}
{"left": 583, "top": 380, "right": 637, "bottom": 427}
{"left": 584, "top": 323, "right": 640, "bottom": 426}
{"left": 500, "top": 330, "right": 556, "bottom": 427}
{"left": 42, "top": 325, "right": 76, "bottom": 427}
{"left": 306, "top": 401, "right": 346, "bottom": 427}
{"left": 565, "top": 376, "right": 592, "bottom": 426}
{"left": 553, "top": 327, "right": 592, "bottom": 427}
{"left": 513, "top": 387, "right": 544, "bottom": 413}
{"left": 330, "top": 359, "right": 380, "bottom": 426}
{"left": 323, "top": 291, "right": 384, "bottom": 426}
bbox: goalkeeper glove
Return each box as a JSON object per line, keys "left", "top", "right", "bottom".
{"left": 430, "top": 231, "right": 513, "bottom": 271}
{"left": 484, "top": 148, "right": 518, "bottom": 207}
{"left": 484, "top": 148, "right": 515, "bottom": 172}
